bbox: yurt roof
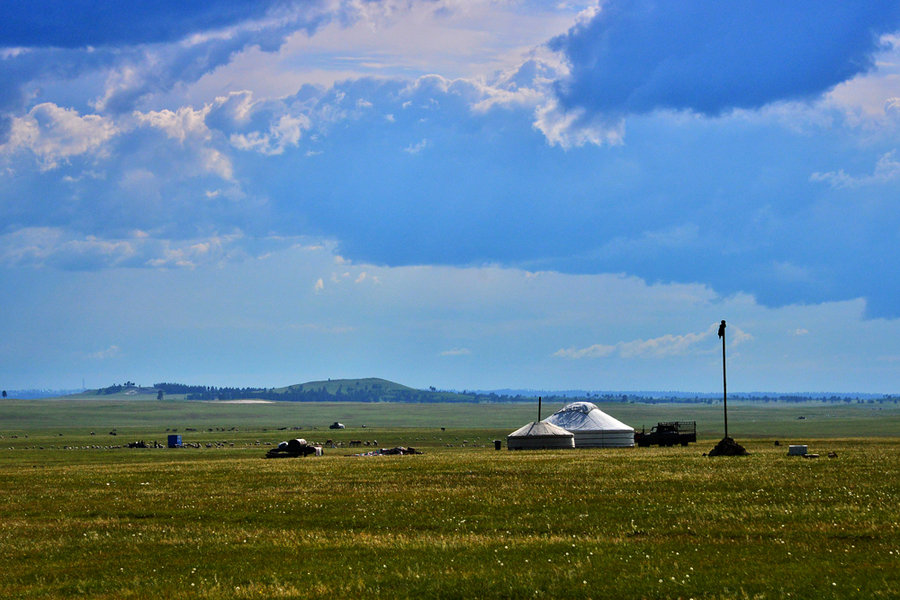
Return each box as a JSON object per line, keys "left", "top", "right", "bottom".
{"left": 543, "top": 401, "right": 634, "bottom": 432}
{"left": 507, "top": 420, "right": 574, "bottom": 438}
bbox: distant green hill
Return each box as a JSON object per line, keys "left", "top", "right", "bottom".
{"left": 275, "top": 377, "right": 416, "bottom": 395}
{"left": 80, "top": 383, "right": 163, "bottom": 400}
{"left": 271, "top": 378, "right": 469, "bottom": 402}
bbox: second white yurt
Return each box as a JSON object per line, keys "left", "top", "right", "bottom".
{"left": 506, "top": 421, "right": 575, "bottom": 450}
{"left": 543, "top": 401, "right": 634, "bottom": 448}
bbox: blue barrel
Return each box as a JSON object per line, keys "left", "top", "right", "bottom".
{"left": 168, "top": 434, "right": 183, "bottom": 448}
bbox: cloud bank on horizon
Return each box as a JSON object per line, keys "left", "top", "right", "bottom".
{"left": 3, "top": 0, "right": 900, "bottom": 391}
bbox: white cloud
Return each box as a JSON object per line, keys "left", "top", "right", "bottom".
{"left": 403, "top": 138, "right": 428, "bottom": 154}
{"left": 354, "top": 271, "right": 381, "bottom": 284}
{"left": 0, "top": 227, "right": 135, "bottom": 269}
{"left": 144, "top": 233, "right": 245, "bottom": 269}
{"left": 825, "top": 38, "right": 900, "bottom": 120}
{"left": 810, "top": 150, "right": 900, "bottom": 188}
{"left": 440, "top": 348, "right": 471, "bottom": 356}
{"left": 263, "top": 0, "right": 588, "bottom": 84}
{"left": 553, "top": 343, "right": 616, "bottom": 359}
{"left": 230, "top": 113, "right": 311, "bottom": 155}
{"left": 555, "top": 323, "right": 753, "bottom": 360}
{"left": 134, "top": 105, "right": 209, "bottom": 143}
{"left": 2, "top": 103, "right": 117, "bottom": 169}
{"left": 533, "top": 99, "right": 625, "bottom": 149}
{"left": 0, "top": 227, "right": 246, "bottom": 270}
{"left": 134, "top": 105, "right": 234, "bottom": 180}
{"left": 87, "top": 345, "right": 122, "bottom": 360}
{"left": 617, "top": 329, "right": 714, "bottom": 358}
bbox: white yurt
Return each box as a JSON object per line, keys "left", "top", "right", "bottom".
{"left": 506, "top": 420, "right": 575, "bottom": 450}
{"left": 542, "top": 401, "right": 634, "bottom": 448}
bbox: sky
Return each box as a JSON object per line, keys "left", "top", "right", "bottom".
{"left": 3, "top": 0, "right": 900, "bottom": 394}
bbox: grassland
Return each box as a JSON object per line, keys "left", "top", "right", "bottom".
{"left": 1, "top": 400, "right": 899, "bottom": 599}
{"left": 3, "top": 397, "right": 898, "bottom": 437}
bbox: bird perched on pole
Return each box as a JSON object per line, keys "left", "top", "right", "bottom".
{"left": 718, "top": 320, "right": 726, "bottom": 339}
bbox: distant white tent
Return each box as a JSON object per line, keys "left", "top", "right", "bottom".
{"left": 507, "top": 421, "right": 575, "bottom": 450}
{"left": 542, "top": 401, "right": 634, "bottom": 448}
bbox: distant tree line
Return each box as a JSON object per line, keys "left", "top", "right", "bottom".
{"left": 176, "top": 386, "right": 528, "bottom": 403}
{"left": 97, "top": 381, "right": 137, "bottom": 395}
{"left": 96, "top": 381, "right": 900, "bottom": 405}
{"left": 151, "top": 382, "right": 275, "bottom": 400}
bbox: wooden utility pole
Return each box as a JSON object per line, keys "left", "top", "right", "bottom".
{"left": 718, "top": 320, "right": 728, "bottom": 439}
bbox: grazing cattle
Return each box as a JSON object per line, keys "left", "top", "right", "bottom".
{"left": 349, "top": 440, "right": 362, "bottom": 447}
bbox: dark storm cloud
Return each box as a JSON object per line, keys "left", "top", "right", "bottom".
{"left": 550, "top": 0, "right": 900, "bottom": 117}
{"left": 0, "top": 0, "right": 296, "bottom": 48}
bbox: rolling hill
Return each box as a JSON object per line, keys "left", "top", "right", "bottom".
{"left": 83, "top": 378, "right": 519, "bottom": 403}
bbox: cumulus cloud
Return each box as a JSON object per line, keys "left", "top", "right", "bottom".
{"left": 230, "top": 113, "right": 311, "bottom": 155}
{"left": 1, "top": 103, "right": 117, "bottom": 169}
{"left": 135, "top": 106, "right": 210, "bottom": 143}
{"left": 549, "top": 0, "right": 900, "bottom": 122}
{"left": 810, "top": 150, "right": 900, "bottom": 188}
{"left": 555, "top": 322, "right": 752, "bottom": 359}
{"left": 134, "top": 106, "right": 234, "bottom": 180}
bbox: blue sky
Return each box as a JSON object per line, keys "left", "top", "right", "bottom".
{"left": 3, "top": 0, "right": 900, "bottom": 393}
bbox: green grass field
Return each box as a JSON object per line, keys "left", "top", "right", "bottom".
{"left": 1, "top": 400, "right": 899, "bottom": 599}
{"left": 3, "top": 397, "right": 898, "bottom": 437}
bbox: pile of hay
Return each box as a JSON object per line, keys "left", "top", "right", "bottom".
{"left": 707, "top": 437, "right": 749, "bottom": 456}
